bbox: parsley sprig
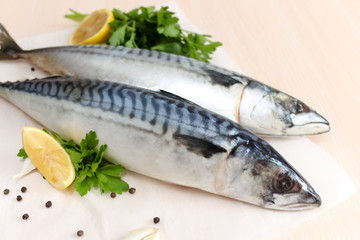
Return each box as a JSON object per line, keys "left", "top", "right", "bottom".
{"left": 65, "top": 6, "right": 222, "bottom": 62}
{"left": 18, "top": 130, "right": 129, "bottom": 196}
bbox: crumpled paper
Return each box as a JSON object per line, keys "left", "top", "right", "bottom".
{"left": 0, "top": 2, "right": 356, "bottom": 239}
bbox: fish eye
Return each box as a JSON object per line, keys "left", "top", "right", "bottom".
{"left": 273, "top": 173, "right": 295, "bottom": 193}
{"left": 294, "top": 101, "right": 304, "bottom": 113}
{"left": 289, "top": 100, "right": 304, "bottom": 114}
{"left": 286, "top": 100, "right": 310, "bottom": 114}
{"left": 288, "top": 100, "right": 309, "bottom": 114}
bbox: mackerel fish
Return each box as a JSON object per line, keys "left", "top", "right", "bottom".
{"left": 0, "top": 76, "right": 321, "bottom": 210}
{"left": 0, "top": 23, "right": 330, "bottom": 136}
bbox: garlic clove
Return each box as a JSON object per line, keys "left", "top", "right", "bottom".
{"left": 122, "top": 227, "right": 160, "bottom": 240}
{"left": 13, "top": 158, "right": 36, "bottom": 179}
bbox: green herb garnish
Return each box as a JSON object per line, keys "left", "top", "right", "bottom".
{"left": 18, "top": 130, "right": 129, "bottom": 196}
{"left": 65, "top": 6, "right": 222, "bottom": 62}
{"left": 17, "top": 148, "right": 28, "bottom": 159}
{"left": 64, "top": 9, "right": 88, "bottom": 22}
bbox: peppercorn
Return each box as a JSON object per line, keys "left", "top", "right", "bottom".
{"left": 110, "top": 192, "right": 116, "bottom": 198}
{"left": 21, "top": 186, "right": 27, "bottom": 193}
{"left": 3, "top": 189, "right": 9, "bottom": 195}
{"left": 77, "top": 230, "right": 84, "bottom": 237}
{"left": 153, "top": 217, "right": 160, "bottom": 224}
{"left": 129, "top": 187, "right": 136, "bottom": 194}
{"left": 22, "top": 213, "right": 29, "bottom": 220}
{"left": 45, "top": 201, "right": 52, "bottom": 208}
{"left": 31, "top": 67, "right": 35, "bottom": 71}
{"left": 16, "top": 195, "right": 22, "bottom": 201}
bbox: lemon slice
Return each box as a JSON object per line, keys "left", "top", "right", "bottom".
{"left": 69, "top": 8, "right": 114, "bottom": 44}
{"left": 22, "top": 127, "right": 75, "bottom": 189}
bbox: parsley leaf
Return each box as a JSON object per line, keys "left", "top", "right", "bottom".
{"left": 156, "top": 6, "right": 181, "bottom": 37}
{"left": 109, "top": 23, "right": 128, "bottom": 46}
{"left": 17, "top": 148, "right": 28, "bottom": 159}
{"left": 97, "top": 171, "right": 129, "bottom": 194}
{"left": 151, "top": 42, "right": 182, "bottom": 55}
{"left": 182, "top": 32, "right": 223, "bottom": 62}
{"left": 74, "top": 168, "right": 97, "bottom": 196}
{"left": 99, "top": 164, "right": 126, "bottom": 176}
{"left": 65, "top": 9, "right": 88, "bottom": 22}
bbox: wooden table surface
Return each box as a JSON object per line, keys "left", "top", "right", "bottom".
{"left": 1, "top": 0, "right": 359, "bottom": 239}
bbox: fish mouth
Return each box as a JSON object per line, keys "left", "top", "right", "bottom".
{"left": 290, "top": 122, "right": 330, "bottom": 135}
{"left": 288, "top": 111, "right": 330, "bottom": 135}
{"left": 266, "top": 199, "right": 321, "bottom": 211}
{"left": 266, "top": 190, "right": 322, "bottom": 211}
{"left": 277, "top": 197, "right": 322, "bottom": 211}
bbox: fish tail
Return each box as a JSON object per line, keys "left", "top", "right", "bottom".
{"left": 0, "top": 23, "right": 22, "bottom": 60}
{"left": 0, "top": 81, "right": 14, "bottom": 99}
{"left": 0, "top": 82, "right": 8, "bottom": 99}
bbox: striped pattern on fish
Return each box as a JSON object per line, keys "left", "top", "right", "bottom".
{"left": 0, "top": 76, "right": 321, "bottom": 210}
{"left": 2, "top": 76, "right": 244, "bottom": 141}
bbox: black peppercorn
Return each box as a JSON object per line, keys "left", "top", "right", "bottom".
{"left": 3, "top": 189, "right": 9, "bottom": 195}
{"left": 153, "top": 217, "right": 160, "bottom": 224}
{"left": 22, "top": 213, "right": 29, "bottom": 220}
{"left": 77, "top": 230, "right": 84, "bottom": 237}
{"left": 31, "top": 67, "right": 35, "bottom": 71}
{"left": 21, "top": 186, "right": 27, "bottom": 193}
{"left": 46, "top": 201, "right": 52, "bottom": 208}
{"left": 129, "top": 187, "right": 136, "bottom": 194}
{"left": 110, "top": 192, "right": 116, "bottom": 198}
{"left": 16, "top": 195, "right": 22, "bottom": 201}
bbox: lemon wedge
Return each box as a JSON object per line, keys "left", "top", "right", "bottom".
{"left": 69, "top": 8, "right": 114, "bottom": 44}
{"left": 22, "top": 127, "right": 75, "bottom": 189}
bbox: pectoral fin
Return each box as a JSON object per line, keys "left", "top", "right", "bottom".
{"left": 173, "top": 134, "right": 227, "bottom": 158}
{"left": 158, "top": 90, "right": 199, "bottom": 106}
{"left": 202, "top": 68, "right": 240, "bottom": 87}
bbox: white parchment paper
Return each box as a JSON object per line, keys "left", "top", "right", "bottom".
{"left": 0, "top": 2, "right": 356, "bottom": 239}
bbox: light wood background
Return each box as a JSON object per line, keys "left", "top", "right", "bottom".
{"left": 1, "top": 0, "right": 359, "bottom": 239}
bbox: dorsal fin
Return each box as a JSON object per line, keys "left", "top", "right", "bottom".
{"left": 173, "top": 133, "right": 227, "bottom": 158}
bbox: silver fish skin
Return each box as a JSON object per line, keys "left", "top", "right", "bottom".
{"left": 0, "top": 23, "right": 330, "bottom": 136}
{"left": 0, "top": 76, "right": 321, "bottom": 210}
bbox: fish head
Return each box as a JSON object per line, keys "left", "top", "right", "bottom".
{"left": 215, "top": 138, "right": 321, "bottom": 210}
{"left": 239, "top": 80, "right": 330, "bottom": 136}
